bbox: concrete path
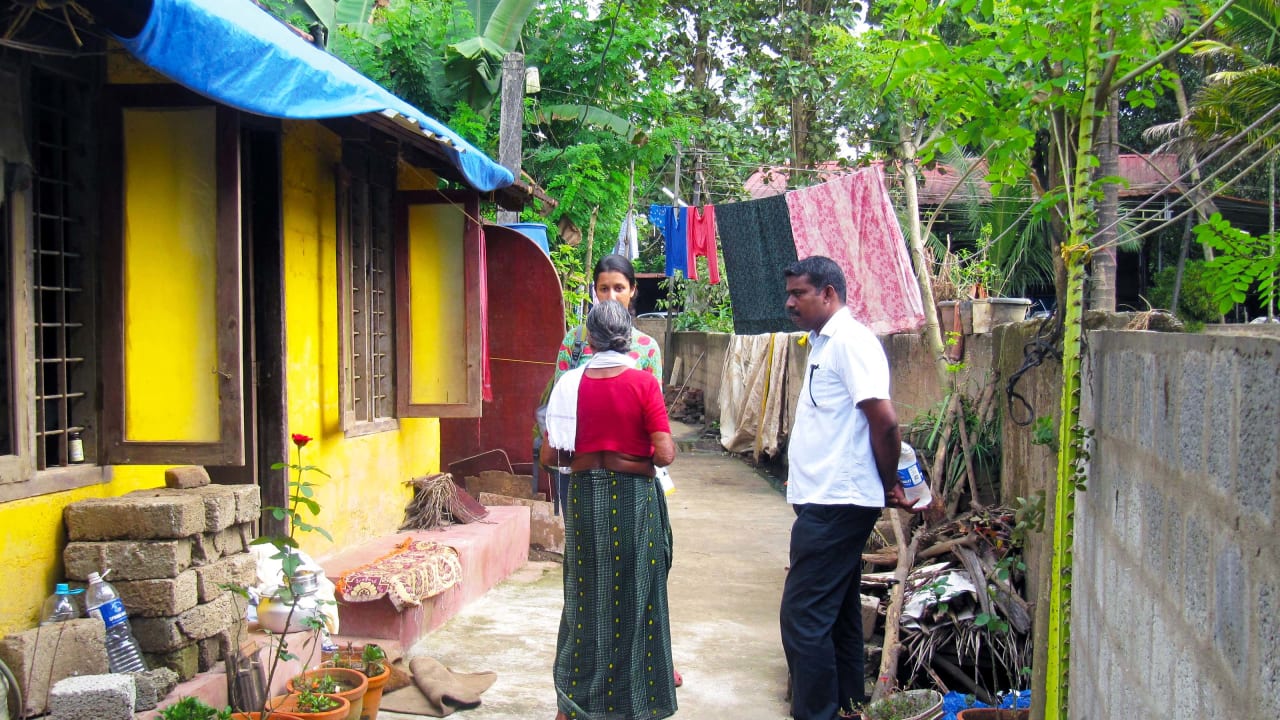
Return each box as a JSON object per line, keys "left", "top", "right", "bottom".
{"left": 382, "top": 442, "right": 796, "bottom": 720}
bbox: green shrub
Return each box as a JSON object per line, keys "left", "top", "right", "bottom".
{"left": 1148, "top": 260, "right": 1218, "bottom": 324}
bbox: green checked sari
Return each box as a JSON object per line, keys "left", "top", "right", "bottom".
{"left": 554, "top": 468, "right": 676, "bottom": 720}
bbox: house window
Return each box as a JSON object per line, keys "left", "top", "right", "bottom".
{"left": 337, "top": 144, "right": 397, "bottom": 435}
{"left": 31, "top": 68, "right": 98, "bottom": 470}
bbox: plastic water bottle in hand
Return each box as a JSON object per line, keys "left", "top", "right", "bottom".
{"left": 40, "top": 583, "right": 84, "bottom": 625}
{"left": 85, "top": 570, "right": 147, "bottom": 673}
{"left": 897, "top": 442, "right": 932, "bottom": 510}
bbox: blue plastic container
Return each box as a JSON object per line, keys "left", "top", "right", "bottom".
{"left": 503, "top": 223, "right": 550, "bottom": 254}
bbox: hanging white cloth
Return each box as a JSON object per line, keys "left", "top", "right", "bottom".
{"left": 545, "top": 350, "right": 637, "bottom": 452}
{"left": 614, "top": 210, "right": 639, "bottom": 260}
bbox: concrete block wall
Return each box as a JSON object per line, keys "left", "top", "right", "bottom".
{"left": 60, "top": 482, "right": 259, "bottom": 681}
{"left": 1072, "top": 330, "right": 1280, "bottom": 719}
{"left": 653, "top": 327, "right": 997, "bottom": 428}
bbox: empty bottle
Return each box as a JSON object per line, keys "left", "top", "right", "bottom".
{"left": 40, "top": 583, "right": 84, "bottom": 625}
{"left": 897, "top": 442, "right": 933, "bottom": 509}
{"left": 84, "top": 571, "right": 147, "bottom": 673}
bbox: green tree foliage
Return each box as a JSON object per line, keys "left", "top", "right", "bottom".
{"left": 1185, "top": 0, "right": 1280, "bottom": 151}
{"left": 1194, "top": 213, "right": 1280, "bottom": 315}
{"left": 1149, "top": 258, "right": 1220, "bottom": 324}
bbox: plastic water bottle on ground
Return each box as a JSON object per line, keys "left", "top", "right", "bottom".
{"left": 897, "top": 442, "right": 932, "bottom": 509}
{"left": 40, "top": 583, "right": 84, "bottom": 625}
{"left": 84, "top": 571, "right": 148, "bottom": 673}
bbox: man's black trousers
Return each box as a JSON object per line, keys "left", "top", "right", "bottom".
{"left": 780, "top": 502, "right": 881, "bottom": 720}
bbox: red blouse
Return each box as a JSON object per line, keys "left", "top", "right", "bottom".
{"left": 574, "top": 368, "right": 671, "bottom": 456}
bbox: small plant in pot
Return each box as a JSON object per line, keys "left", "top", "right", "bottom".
{"left": 860, "top": 688, "right": 943, "bottom": 720}
{"left": 159, "top": 697, "right": 235, "bottom": 720}
{"left": 287, "top": 667, "right": 367, "bottom": 720}
{"left": 328, "top": 642, "right": 390, "bottom": 720}
{"left": 267, "top": 689, "right": 349, "bottom": 720}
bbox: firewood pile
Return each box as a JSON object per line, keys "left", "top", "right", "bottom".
{"left": 665, "top": 387, "right": 705, "bottom": 424}
{"left": 861, "top": 506, "right": 1033, "bottom": 705}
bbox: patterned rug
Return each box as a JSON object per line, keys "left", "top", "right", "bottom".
{"left": 335, "top": 538, "right": 463, "bottom": 610}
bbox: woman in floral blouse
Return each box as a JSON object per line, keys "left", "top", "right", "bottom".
{"left": 551, "top": 254, "right": 663, "bottom": 384}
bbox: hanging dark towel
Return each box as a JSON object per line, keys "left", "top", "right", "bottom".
{"left": 716, "top": 195, "right": 799, "bottom": 335}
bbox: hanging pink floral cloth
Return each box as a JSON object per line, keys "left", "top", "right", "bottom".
{"left": 335, "top": 538, "right": 463, "bottom": 610}
{"left": 784, "top": 166, "right": 925, "bottom": 334}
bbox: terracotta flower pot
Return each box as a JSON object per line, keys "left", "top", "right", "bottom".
{"left": 267, "top": 694, "right": 350, "bottom": 720}
{"left": 956, "top": 709, "right": 1030, "bottom": 720}
{"left": 863, "top": 688, "right": 943, "bottom": 720}
{"left": 229, "top": 713, "right": 304, "bottom": 720}
{"left": 358, "top": 663, "right": 391, "bottom": 720}
{"left": 287, "top": 668, "right": 367, "bottom": 720}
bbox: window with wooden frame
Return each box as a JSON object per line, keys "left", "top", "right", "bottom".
{"left": 1, "top": 63, "right": 103, "bottom": 499}
{"left": 99, "top": 87, "right": 244, "bottom": 466}
{"left": 395, "top": 191, "right": 483, "bottom": 418}
{"left": 32, "top": 68, "right": 99, "bottom": 472}
{"left": 337, "top": 142, "right": 397, "bottom": 435}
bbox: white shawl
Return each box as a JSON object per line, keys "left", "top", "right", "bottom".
{"left": 545, "top": 350, "right": 637, "bottom": 452}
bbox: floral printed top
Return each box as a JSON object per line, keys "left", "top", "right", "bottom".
{"left": 552, "top": 325, "right": 663, "bottom": 384}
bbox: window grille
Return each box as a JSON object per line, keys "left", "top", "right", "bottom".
{"left": 341, "top": 149, "right": 395, "bottom": 430}
{"left": 31, "top": 70, "right": 95, "bottom": 469}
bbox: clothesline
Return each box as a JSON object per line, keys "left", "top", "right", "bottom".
{"left": 649, "top": 165, "right": 926, "bottom": 336}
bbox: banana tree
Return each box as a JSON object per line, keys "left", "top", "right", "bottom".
{"left": 445, "top": 0, "right": 537, "bottom": 115}
{"left": 265, "top": 0, "right": 383, "bottom": 42}
{"left": 531, "top": 104, "right": 649, "bottom": 145}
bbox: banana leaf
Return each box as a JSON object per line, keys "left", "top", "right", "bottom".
{"left": 532, "top": 104, "right": 648, "bottom": 145}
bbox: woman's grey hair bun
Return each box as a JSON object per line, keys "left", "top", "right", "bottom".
{"left": 586, "top": 300, "right": 633, "bottom": 353}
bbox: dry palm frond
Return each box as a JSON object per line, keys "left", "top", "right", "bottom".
{"left": 6, "top": 1, "right": 92, "bottom": 45}
{"left": 400, "top": 473, "right": 459, "bottom": 530}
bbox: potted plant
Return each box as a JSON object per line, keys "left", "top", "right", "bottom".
{"left": 158, "top": 697, "right": 306, "bottom": 720}
{"left": 222, "top": 433, "right": 336, "bottom": 719}
{"left": 933, "top": 248, "right": 972, "bottom": 337}
{"left": 266, "top": 691, "right": 349, "bottom": 720}
{"left": 158, "top": 697, "right": 234, "bottom": 720}
{"left": 861, "top": 688, "right": 943, "bottom": 720}
{"left": 953, "top": 231, "right": 1031, "bottom": 333}
{"left": 328, "top": 643, "right": 391, "bottom": 720}
{"left": 287, "top": 667, "right": 367, "bottom": 720}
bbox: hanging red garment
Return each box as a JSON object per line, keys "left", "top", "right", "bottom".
{"left": 686, "top": 204, "right": 720, "bottom": 284}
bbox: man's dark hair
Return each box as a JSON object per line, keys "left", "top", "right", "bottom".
{"left": 783, "top": 256, "right": 847, "bottom": 303}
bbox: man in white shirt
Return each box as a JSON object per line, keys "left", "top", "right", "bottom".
{"left": 779, "top": 256, "right": 916, "bottom": 720}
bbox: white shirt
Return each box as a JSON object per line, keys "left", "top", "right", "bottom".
{"left": 787, "top": 307, "right": 891, "bottom": 506}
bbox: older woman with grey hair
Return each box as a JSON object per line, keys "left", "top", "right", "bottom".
{"left": 541, "top": 299, "right": 678, "bottom": 720}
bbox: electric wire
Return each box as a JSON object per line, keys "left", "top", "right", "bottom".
{"left": 1087, "top": 103, "right": 1280, "bottom": 250}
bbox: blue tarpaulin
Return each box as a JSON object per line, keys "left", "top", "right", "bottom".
{"left": 941, "top": 689, "right": 1032, "bottom": 720}
{"left": 116, "top": 0, "right": 514, "bottom": 192}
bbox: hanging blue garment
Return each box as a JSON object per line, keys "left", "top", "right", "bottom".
{"left": 114, "top": 0, "right": 513, "bottom": 192}
{"left": 649, "top": 204, "right": 689, "bottom": 278}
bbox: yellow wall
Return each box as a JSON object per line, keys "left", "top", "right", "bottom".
{"left": 280, "top": 121, "right": 438, "bottom": 560}
{"left": 1, "top": 118, "right": 448, "bottom": 634}
{"left": 122, "top": 108, "right": 221, "bottom": 442}
{"left": 0, "top": 467, "right": 166, "bottom": 634}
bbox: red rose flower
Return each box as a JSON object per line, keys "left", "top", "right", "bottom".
{"left": 291, "top": 433, "right": 312, "bottom": 448}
